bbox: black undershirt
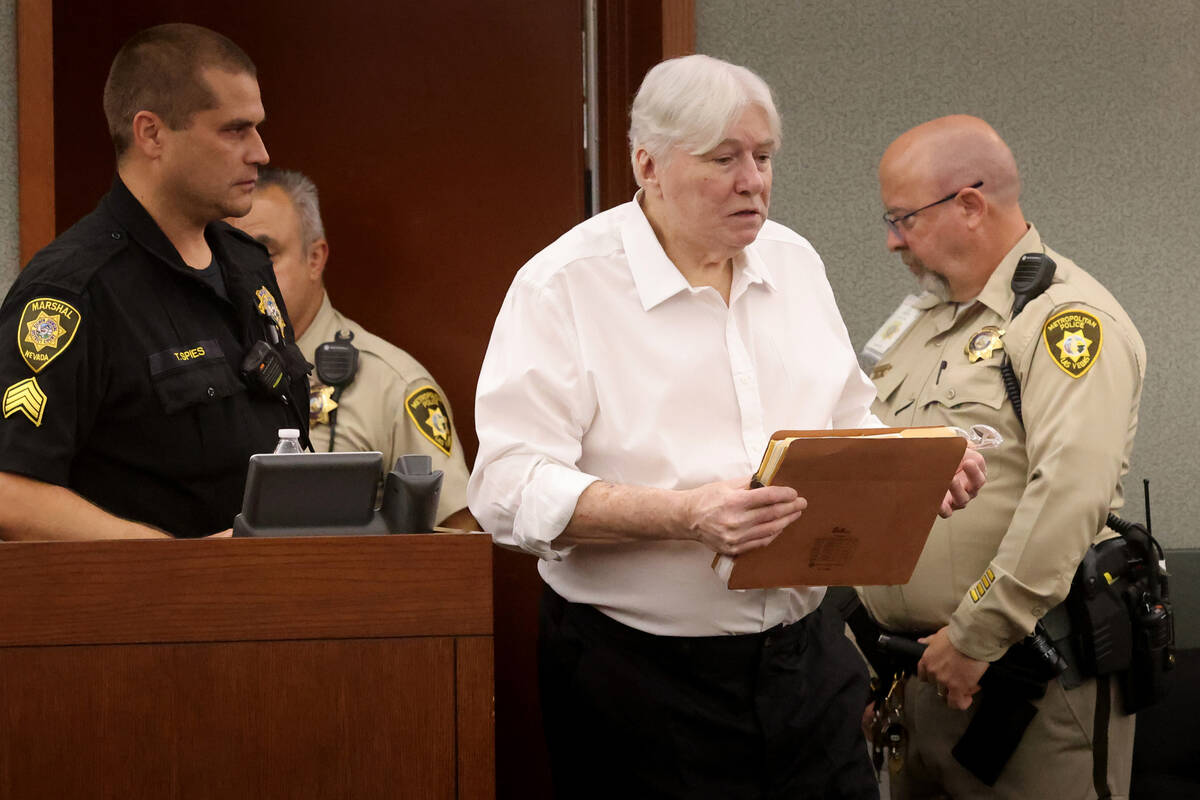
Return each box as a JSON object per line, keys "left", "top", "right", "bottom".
{"left": 193, "top": 258, "right": 228, "bottom": 301}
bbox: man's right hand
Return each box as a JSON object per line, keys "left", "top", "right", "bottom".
{"left": 683, "top": 477, "right": 807, "bottom": 556}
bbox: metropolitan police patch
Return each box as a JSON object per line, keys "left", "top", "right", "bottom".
{"left": 18, "top": 297, "right": 81, "bottom": 373}
{"left": 405, "top": 384, "right": 452, "bottom": 455}
{"left": 1042, "top": 309, "right": 1102, "bottom": 378}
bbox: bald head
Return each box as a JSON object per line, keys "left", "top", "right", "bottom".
{"left": 881, "top": 115, "right": 1021, "bottom": 207}
{"left": 878, "top": 116, "right": 1029, "bottom": 301}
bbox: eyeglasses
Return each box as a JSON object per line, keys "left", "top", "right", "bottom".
{"left": 883, "top": 180, "right": 984, "bottom": 236}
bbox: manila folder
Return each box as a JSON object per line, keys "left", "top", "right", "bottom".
{"left": 714, "top": 427, "right": 966, "bottom": 589}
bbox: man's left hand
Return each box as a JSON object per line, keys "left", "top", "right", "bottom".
{"left": 917, "top": 627, "right": 988, "bottom": 710}
{"left": 939, "top": 447, "right": 986, "bottom": 517}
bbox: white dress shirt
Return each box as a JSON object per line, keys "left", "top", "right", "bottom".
{"left": 469, "top": 197, "right": 881, "bottom": 635}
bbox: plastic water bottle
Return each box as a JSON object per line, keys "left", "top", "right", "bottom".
{"left": 273, "top": 428, "right": 303, "bottom": 454}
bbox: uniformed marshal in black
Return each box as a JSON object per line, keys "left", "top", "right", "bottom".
{"left": 0, "top": 24, "right": 309, "bottom": 540}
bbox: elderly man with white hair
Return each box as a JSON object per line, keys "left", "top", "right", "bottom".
{"left": 469, "top": 55, "right": 986, "bottom": 798}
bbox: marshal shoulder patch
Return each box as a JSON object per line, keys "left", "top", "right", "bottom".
{"left": 405, "top": 384, "right": 452, "bottom": 455}
{"left": 1042, "top": 309, "right": 1102, "bottom": 378}
{"left": 18, "top": 297, "right": 81, "bottom": 373}
{"left": 3, "top": 377, "right": 47, "bottom": 426}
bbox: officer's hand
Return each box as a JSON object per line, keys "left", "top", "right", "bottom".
{"left": 916, "top": 627, "right": 988, "bottom": 710}
{"left": 206, "top": 529, "right": 233, "bottom": 538}
{"left": 683, "top": 477, "right": 807, "bottom": 556}
{"left": 939, "top": 448, "right": 987, "bottom": 517}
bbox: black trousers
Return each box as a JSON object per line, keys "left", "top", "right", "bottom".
{"left": 538, "top": 586, "right": 879, "bottom": 800}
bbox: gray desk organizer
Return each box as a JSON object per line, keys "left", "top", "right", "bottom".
{"left": 233, "top": 452, "right": 443, "bottom": 537}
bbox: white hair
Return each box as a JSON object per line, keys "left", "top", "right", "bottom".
{"left": 628, "top": 54, "right": 782, "bottom": 184}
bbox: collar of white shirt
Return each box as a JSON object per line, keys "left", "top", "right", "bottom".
{"left": 622, "top": 193, "right": 778, "bottom": 311}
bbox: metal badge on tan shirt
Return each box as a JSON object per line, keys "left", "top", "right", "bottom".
{"left": 18, "top": 297, "right": 81, "bottom": 373}
{"left": 965, "top": 326, "right": 1005, "bottom": 362}
{"left": 1042, "top": 309, "right": 1102, "bottom": 378}
{"left": 309, "top": 383, "right": 338, "bottom": 425}
{"left": 254, "top": 286, "right": 287, "bottom": 338}
{"left": 405, "top": 384, "right": 452, "bottom": 455}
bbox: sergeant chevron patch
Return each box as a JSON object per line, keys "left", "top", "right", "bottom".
{"left": 3, "top": 377, "right": 47, "bottom": 426}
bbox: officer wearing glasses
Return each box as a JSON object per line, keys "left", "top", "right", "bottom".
{"left": 857, "top": 115, "right": 1144, "bottom": 799}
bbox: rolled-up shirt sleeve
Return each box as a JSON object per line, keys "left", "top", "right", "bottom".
{"left": 468, "top": 274, "right": 600, "bottom": 559}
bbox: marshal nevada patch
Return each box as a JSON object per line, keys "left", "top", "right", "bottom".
{"left": 405, "top": 384, "right": 453, "bottom": 456}
{"left": 18, "top": 297, "right": 81, "bottom": 373}
{"left": 1042, "top": 309, "right": 1103, "bottom": 378}
{"left": 3, "top": 377, "right": 47, "bottom": 426}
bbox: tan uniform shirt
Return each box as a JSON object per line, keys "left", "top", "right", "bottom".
{"left": 859, "top": 226, "right": 1146, "bottom": 661}
{"left": 297, "top": 294, "right": 470, "bottom": 525}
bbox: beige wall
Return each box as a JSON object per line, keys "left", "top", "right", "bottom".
{"left": 0, "top": 0, "right": 17, "bottom": 291}
{"left": 699, "top": 0, "right": 1197, "bottom": 548}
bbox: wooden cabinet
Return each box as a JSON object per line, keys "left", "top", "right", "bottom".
{"left": 0, "top": 534, "right": 494, "bottom": 799}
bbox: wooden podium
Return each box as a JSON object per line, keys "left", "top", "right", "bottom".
{"left": 0, "top": 533, "right": 494, "bottom": 799}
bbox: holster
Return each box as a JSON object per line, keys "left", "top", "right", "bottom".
{"left": 841, "top": 595, "right": 1059, "bottom": 786}
{"left": 951, "top": 639, "right": 1057, "bottom": 785}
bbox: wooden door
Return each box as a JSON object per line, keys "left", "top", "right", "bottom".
{"left": 50, "top": 0, "right": 586, "bottom": 463}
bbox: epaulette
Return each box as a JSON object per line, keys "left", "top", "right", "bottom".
{"left": 216, "top": 219, "right": 265, "bottom": 248}
{"left": 213, "top": 220, "right": 271, "bottom": 261}
{"left": 346, "top": 326, "right": 424, "bottom": 381}
{"left": 13, "top": 222, "right": 130, "bottom": 298}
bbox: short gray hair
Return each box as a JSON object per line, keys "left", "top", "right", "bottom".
{"left": 629, "top": 54, "right": 782, "bottom": 183}
{"left": 255, "top": 167, "right": 325, "bottom": 247}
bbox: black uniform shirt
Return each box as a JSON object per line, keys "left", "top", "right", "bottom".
{"left": 0, "top": 177, "right": 309, "bottom": 537}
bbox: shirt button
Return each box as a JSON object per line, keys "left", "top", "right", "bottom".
{"left": 945, "top": 388, "right": 956, "bottom": 400}
{"left": 111, "top": 232, "right": 122, "bottom": 240}
{"left": 207, "top": 387, "right": 216, "bottom": 398}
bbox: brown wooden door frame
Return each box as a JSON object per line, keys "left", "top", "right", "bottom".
{"left": 14, "top": 0, "right": 692, "bottom": 264}
{"left": 596, "top": 0, "right": 694, "bottom": 211}
{"left": 16, "top": 0, "right": 55, "bottom": 267}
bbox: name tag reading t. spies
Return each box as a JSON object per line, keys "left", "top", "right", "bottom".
{"left": 148, "top": 340, "right": 225, "bottom": 375}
